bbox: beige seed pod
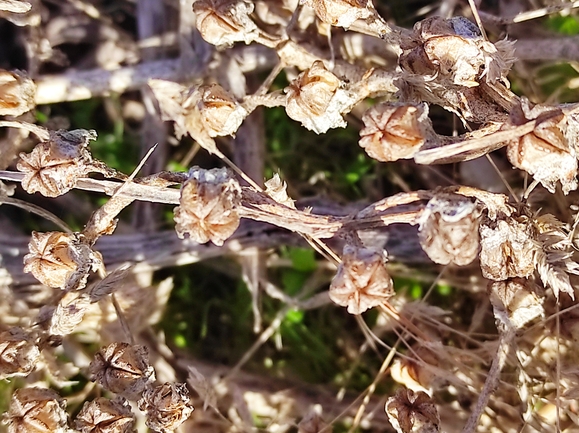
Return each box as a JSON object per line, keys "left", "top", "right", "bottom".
{"left": 0, "top": 327, "right": 40, "bottom": 380}
{"left": 329, "top": 244, "right": 394, "bottom": 315}
{"left": 301, "top": 0, "right": 372, "bottom": 29}
{"left": 506, "top": 98, "right": 577, "bottom": 194}
{"left": 418, "top": 194, "right": 480, "bottom": 266}
{"left": 488, "top": 278, "right": 543, "bottom": 329}
{"left": 285, "top": 60, "right": 347, "bottom": 133}
{"left": 359, "top": 103, "right": 431, "bottom": 162}
{"left": 173, "top": 167, "right": 241, "bottom": 246}
{"left": 23, "top": 231, "right": 101, "bottom": 290}
{"left": 193, "top": 0, "right": 259, "bottom": 47}
{"left": 385, "top": 388, "right": 440, "bottom": 433}
{"left": 89, "top": 342, "right": 156, "bottom": 400}
{"left": 479, "top": 216, "right": 537, "bottom": 281}
{"left": 5, "top": 387, "right": 69, "bottom": 433}
{"left": 17, "top": 129, "right": 97, "bottom": 197}
{"left": 0, "top": 69, "right": 35, "bottom": 116}
{"left": 137, "top": 383, "right": 194, "bottom": 433}
{"left": 74, "top": 397, "right": 136, "bottom": 433}
{"left": 196, "top": 84, "right": 247, "bottom": 137}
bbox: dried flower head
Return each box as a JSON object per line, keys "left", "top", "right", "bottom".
{"left": 359, "top": 102, "right": 431, "bottom": 162}
{"left": 89, "top": 342, "right": 155, "bottom": 400}
{"left": 506, "top": 98, "right": 577, "bottom": 194}
{"left": 0, "top": 69, "right": 35, "bottom": 116}
{"left": 488, "top": 278, "right": 543, "bottom": 329}
{"left": 329, "top": 244, "right": 394, "bottom": 314}
{"left": 0, "top": 327, "right": 40, "bottom": 380}
{"left": 17, "top": 129, "right": 97, "bottom": 197}
{"left": 5, "top": 387, "right": 68, "bottom": 433}
{"left": 174, "top": 167, "right": 241, "bottom": 246}
{"left": 479, "top": 215, "right": 537, "bottom": 281}
{"left": 74, "top": 397, "right": 136, "bottom": 433}
{"left": 137, "top": 383, "right": 194, "bottom": 433}
{"left": 196, "top": 84, "right": 247, "bottom": 137}
{"left": 285, "top": 61, "right": 349, "bottom": 133}
{"left": 418, "top": 194, "right": 480, "bottom": 266}
{"left": 385, "top": 388, "right": 440, "bottom": 433}
{"left": 193, "top": 0, "right": 259, "bottom": 46}
{"left": 301, "top": 0, "right": 372, "bottom": 29}
{"left": 23, "top": 231, "right": 101, "bottom": 290}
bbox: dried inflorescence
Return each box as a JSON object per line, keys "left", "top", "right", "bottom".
{"left": 89, "top": 342, "right": 156, "bottom": 400}
{"left": 137, "top": 383, "right": 194, "bottom": 433}
{"left": 17, "top": 129, "right": 97, "bottom": 197}
{"left": 193, "top": 0, "right": 259, "bottom": 46}
{"left": 285, "top": 61, "right": 350, "bottom": 133}
{"left": 385, "top": 388, "right": 440, "bottom": 433}
{"left": 359, "top": 102, "right": 432, "bottom": 162}
{"left": 329, "top": 244, "right": 394, "bottom": 314}
{"left": 23, "top": 231, "right": 101, "bottom": 290}
{"left": 506, "top": 98, "right": 577, "bottom": 194}
{"left": 195, "top": 84, "right": 248, "bottom": 137}
{"left": 0, "top": 327, "right": 40, "bottom": 379}
{"left": 174, "top": 166, "right": 242, "bottom": 246}
{"left": 301, "top": 0, "right": 372, "bottom": 29}
{"left": 488, "top": 278, "right": 543, "bottom": 329}
{"left": 74, "top": 397, "right": 136, "bottom": 433}
{"left": 0, "top": 69, "right": 35, "bottom": 116}
{"left": 418, "top": 194, "right": 480, "bottom": 266}
{"left": 5, "top": 387, "right": 69, "bottom": 433}
{"left": 479, "top": 215, "right": 537, "bottom": 281}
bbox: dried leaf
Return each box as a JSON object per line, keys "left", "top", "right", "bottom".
{"left": 74, "top": 397, "right": 136, "bottom": 433}
{"left": 174, "top": 167, "right": 241, "bottom": 245}
{"left": 89, "top": 264, "right": 132, "bottom": 303}
{"left": 0, "top": 0, "right": 31, "bottom": 13}
{"left": 385, "top": 388, "right": 440, "bottom": 433}
{"left": 5, "top": 387, "right": 68, "bottom": 433}
{"left": 90, "top": 342, "right": 156, "bottom": 400}
{"left": 329, "top": 244, "right": 394, "bottom": 314}
{"left": 418, "top": 194, "right": 480, "bottom": 266}
{"left": 0, "top": 327, "right": 40, "bottom": 379}
{"left": 137, "top": 383, "right": 194, "bottom": 433}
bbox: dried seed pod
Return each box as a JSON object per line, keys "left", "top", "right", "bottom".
{"left": 23, "top": 231, "right": 101, "bottom": 290}
{"left": 0, "top": 327, "right": 40, "bottom": 379}
{"left": 5, "top": 387, "right": 68, "bottom": 433}
{"left": 329, "top": 244, "right": 394, "bottom": 315}
{"left": 506, "top": 98, "right": 577, "bottom": 194}
{"left": 193, "top": 0, "right": 259, "bottom": 47}
{"left": 359, "top": 103, "right": 431, "bottom": 162}
{"left": 418, "top": 194, "right": 480, "bottom": 266}
{"left": 479, "top": 216, "right": 537, "bottom": 281}
{"left": 488, "top": 278, "right": 543, "bottom": 329}
{"left": 0, "top": 69, "right": 35, "bottom": 116}
{"left": 17, "top": 129, "right": 97, "bottom": 197}
{"left": 285, "top": 61, "right": 348, "bottom": 134}
{"left": 89, "top": 342, "right": 155, "bottom": 400}
{"left": 74, "top": 397, "right": 136, "bottom": 433}
{"left": 173, "top": 167, "right": 241, "bottom": 246}
{"left": 301, "top": 0, "right": 372, "bottom": 29}
{"left": 196, "top": 84, "right": 247, "bottom": 137}
{"left": 385, "top": 388, "right": 440, "bottom": 433}
{"left": 137, "top": 383, "right": 194, "bottom": 433}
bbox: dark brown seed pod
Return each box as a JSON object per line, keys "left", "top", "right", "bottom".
{"left": 385, "top": 388, "right": 440, "bottom": 433}
{"left": 89, "top": 342, "right": 155, "bottom": 400}
{"left": 418, "top": 194, "right": 480, "bottom": 266}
